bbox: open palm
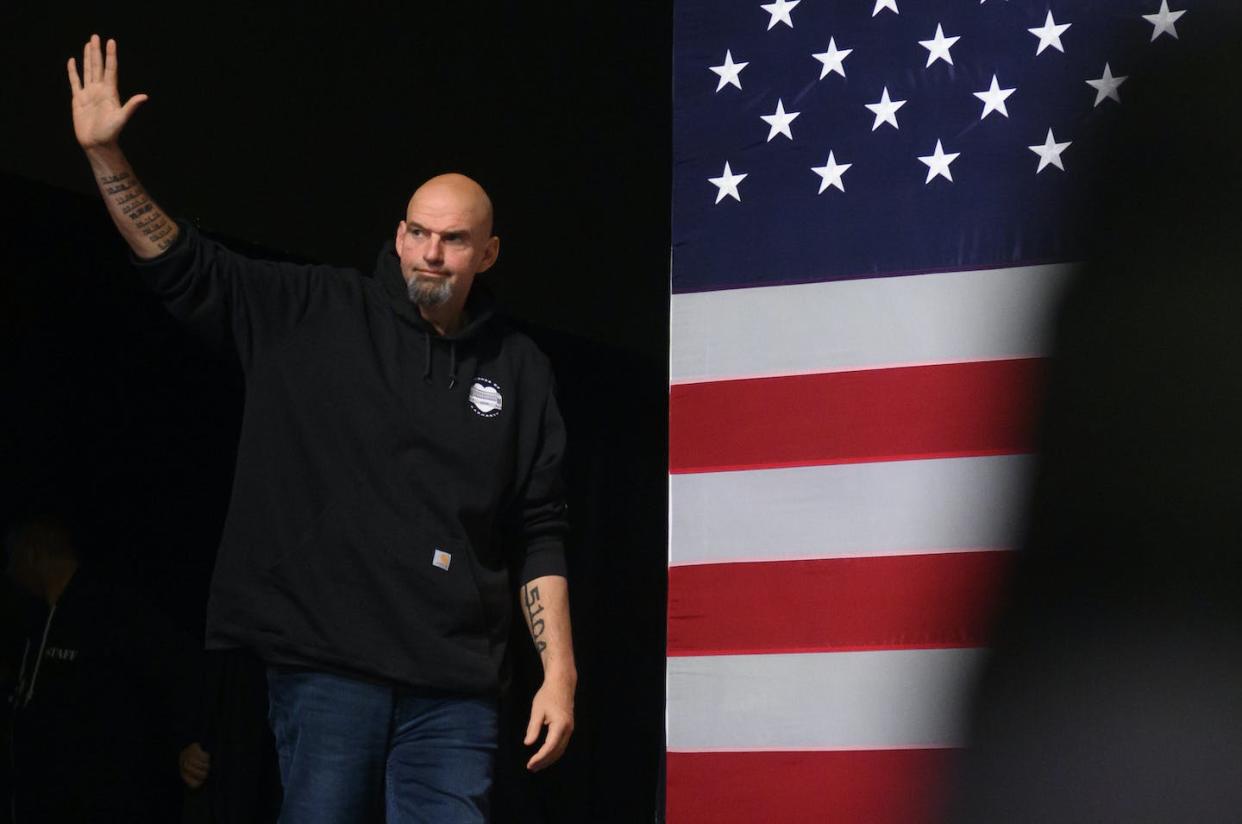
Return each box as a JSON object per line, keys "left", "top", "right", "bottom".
{"left": 67, "top": 35, "right": 147, "bottom": 149}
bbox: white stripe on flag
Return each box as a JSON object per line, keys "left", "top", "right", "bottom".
{"left": 666, "top": 648, "right": 985, "bottom": 751}
{"left": 671, "top": 264, "right": 1072, "bottom": 384}
{"left": 670, "top": 455, "right": 1030, "bottom": 566}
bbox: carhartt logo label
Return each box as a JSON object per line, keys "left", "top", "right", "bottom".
{"left": 468, "top": 378, "right": 503, "bottom": 417}
{"left": 432, "top": 549, "right": 452, "bottom": 571}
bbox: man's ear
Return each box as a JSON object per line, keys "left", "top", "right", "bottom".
{"left": 478, "top": 236, "right": 500, "bottom": 273}
{"left": 394, "top": 220, "right": 407, "bottom": 252}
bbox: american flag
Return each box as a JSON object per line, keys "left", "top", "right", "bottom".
{"left": 667, "top": 1, "right": 1189, "bottom": 821}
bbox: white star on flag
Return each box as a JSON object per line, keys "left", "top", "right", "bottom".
{"left": 866, "top": 87, "right": 906, "bottom": 131}
{"left": 919, "top": 140, "right": 960, "bottom": 184}
{"left": 1087, "top": 63, "right": 1127, "bottom": 106}
{"left": 812, "top": 38, "right": 852, "bottom": 79}
{"left": 709, "top": 162, "right": 747, "bottom": 204}
{"left": 1028, "top": 129, "right": 1072, "bottom": 173}
{"left": 710, "top": 50, "right": 749, "bottom": 92}
{"left": 761, "top": 0, "right": 799, "bottom": 30}
{"left": 919, "top": 24, "right": 960, "bottom": 67}
{"left": 1143, "top": 1, "right": 1186, "bottom": 41}
{"left": 761, "top": 99, "right": 801, "bottom": 141}
{"left": 811, "top": 152, "right": 852, "bottom": 193}
{"left": 872, "top": 0, "right": 898, "bottom": 17}
{"left": 974, "top": 74, "right": 1016, "bottom": 119}
{"left": 1028, "top": 11, "right": 1071, "bottom": 55}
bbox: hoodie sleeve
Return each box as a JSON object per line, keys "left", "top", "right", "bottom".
{"left": 509, "top": 371, "right": 571, "bottom": 585}
{"left": 129, "top": 220, "right": 338, "bottom": 369}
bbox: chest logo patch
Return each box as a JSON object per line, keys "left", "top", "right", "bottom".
{"left": 468, "top": 377, "right": 503, "bottom": 417}
{"left": 432, "top": 548, "right": 452, "bottom": 571}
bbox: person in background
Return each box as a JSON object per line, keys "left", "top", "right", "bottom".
{"left": 6, "top": 515, "right": 196, "bottom": 824}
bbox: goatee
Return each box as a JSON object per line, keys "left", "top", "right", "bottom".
{"left": 407, "top": 275, "right": 452, "bottom": 308}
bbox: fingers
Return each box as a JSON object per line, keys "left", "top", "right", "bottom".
{"left": 524, "top": 708, "right": 543, "bottom": 746}
{"left": 120, "top": 94, "right": 149, "bottom": 121}
{"left": 526, "top": 717, "right": 572, "bottom": 772}
{"left": 181, "top": 765, "right": 207, "bottom": 788}
{"left": 66, "top": 57, "right": 82, "bottom": 94}
{"left": 104, "top": 38, "right": 117, "bottom": 86}
{"left": 180, "top": 751, "right": 211, "bottom": 788}
{"left": 72, "top": 35, "right": 128, "bottom": 97}
{"left": 183, "top": 761, "right": 209, "bottom": 779}
{"left": 90, "top": 34, "right": 103, "bottom": 84}
{"left": 80, "top": 34, "right": 108, "bottom": 85}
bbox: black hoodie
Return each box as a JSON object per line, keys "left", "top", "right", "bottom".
{"left": 131, "top": 222, "right": 569, "bottom": 694}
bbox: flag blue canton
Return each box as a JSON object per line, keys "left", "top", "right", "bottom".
{"left": 672, "top": 0, "right": 1181, "bottom": 293}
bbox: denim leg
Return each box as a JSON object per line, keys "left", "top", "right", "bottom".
{"left": 266, "top": 668, "right": 393, "bottom": 824}
{"left": 385, "top": 689, "right": 499, "bottom": 824}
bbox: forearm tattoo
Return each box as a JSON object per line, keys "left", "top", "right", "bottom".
{"left": 99, "top": 171, "right": 176, "bottom": 251}
{"left": 523, "top": 584, "right": 547, "bottom": 655}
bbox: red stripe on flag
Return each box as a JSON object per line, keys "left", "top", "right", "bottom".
{"left": 667, "top": 551, "right": 1011, "bottom": 657}
{"left": 668, "top": 358, "right": 1042, "bottom": 474}
{"left": 666, "top": 749, "right": 955, "bottom": 824}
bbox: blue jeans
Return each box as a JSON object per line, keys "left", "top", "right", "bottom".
{"left": 266, "top": 668, "right": 498, "bottom": 824}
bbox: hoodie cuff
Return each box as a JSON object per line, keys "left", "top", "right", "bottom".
{"left": 128, "top": 219, "right": 195, "bottom": 283}
{"left": 518, "top": 538, "right": 568, "bottom": 585}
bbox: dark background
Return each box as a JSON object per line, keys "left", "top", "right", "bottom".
{"left": 2, "top": 2, "right": 670, "bottom": 360}
{"left": 2, "top": 3, "right": 671, "bottom": 822}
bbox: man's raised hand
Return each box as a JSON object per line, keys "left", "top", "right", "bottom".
{"left": 67, "top": 35, "right": 148, "bottom": 150}
{"left": 67, "top": 35, "right": 177, "bottom": 257}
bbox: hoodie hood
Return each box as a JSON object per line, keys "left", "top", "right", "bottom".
{"left": 374, "top": 238, "right": 499, "bottom": 388}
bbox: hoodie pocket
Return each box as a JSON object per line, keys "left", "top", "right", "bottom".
{"left": 378, "top": 529, "right": 493, "bottom": 648}
{"left": 263, "top": 480, "right": 493, "bottom": 658}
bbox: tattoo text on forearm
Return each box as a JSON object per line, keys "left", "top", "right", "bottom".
{"left": 523, "top": 584, "right": 547, "bottom": 655}
{"left": 99, "top": 171, "right": 175, "bottom": 251}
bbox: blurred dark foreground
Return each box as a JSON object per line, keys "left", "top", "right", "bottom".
{"left": 949, "top": 8, "right": 1242, "bottom": 823}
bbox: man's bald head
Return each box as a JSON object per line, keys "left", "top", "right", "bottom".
{"left": 405, "top": 173, "right": 494, "bottom": 238}
{"left": 395, "top": 173, "right": 501, "bottom": 329}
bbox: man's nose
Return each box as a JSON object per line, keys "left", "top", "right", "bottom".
{"left": 423, "top": 235, "right": 444, "bottom": 263}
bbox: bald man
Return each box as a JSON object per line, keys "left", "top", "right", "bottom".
{"left": 68, "top": 35, "right": 576, "bottom": 823}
